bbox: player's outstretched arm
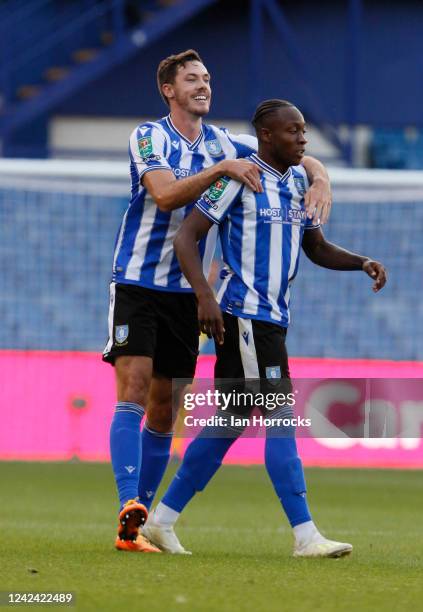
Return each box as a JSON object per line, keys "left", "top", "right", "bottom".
{"left": 174, "top": 209, "right": 225, "bottom": 343}
{"left": 143, "top": 160, "right": 262, "bottom": 213}
{"left": 301, "top": 156, "right": 332, "bottom": 225}
{"left": 302, "top": 227, "right": 387, "bottom": 292}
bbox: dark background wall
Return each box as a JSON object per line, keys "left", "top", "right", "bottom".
{"left": 54, "top": 0, "right": 423, "bottom": 127}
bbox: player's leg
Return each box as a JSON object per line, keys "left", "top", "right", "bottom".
{"left": 144, "top": 313, "right": 247, "bottom": 553}
{"left": 112, "top": 355, "right": 152, "bottom": 508}
{"left": 103, "top": 283, "right": 161, "bottom": 552}
{"left": 137, "top": 290, "right": 200, "bottom": 513}
{"left": 137, "top": 374, "right": 180, "bottom": 510}
{"left": 248, "top": 320, "right": 312, "bottom": 526}
{"left": 251, "top": 320, "right": 352, "bottom": 558}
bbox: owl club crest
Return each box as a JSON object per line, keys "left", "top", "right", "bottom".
{"left": 266, "top": 365, "right": 281, "bottom": 380}
{"left": 115, "top": 325, "right": 129, "bottom": 345}
{"left": 205, "top": 139, "right": 223, "bottom": 157}
{"left": 294, "top": 176, "right": 306, "bottom": 196}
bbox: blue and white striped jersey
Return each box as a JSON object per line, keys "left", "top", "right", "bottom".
{"left": 195, "top": 154, "right": 320, "bottom": 327}
{"left": 112, "top": 114, "right": 257, "bottom": 292}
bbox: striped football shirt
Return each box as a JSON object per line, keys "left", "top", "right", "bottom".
{"left": 112, "top": 114, "right": 257, "bottom": 292}
{"left": 195, "top": 153, "right": 320, "bottom": 326}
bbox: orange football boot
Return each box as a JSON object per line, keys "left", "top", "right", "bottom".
{"left": 114, "top": 498, "right": 151, "bottom": 545}
{"left": 115, "top": 533, "right": 161, "bottom": 553}
{"left": 115, "top": 498, "right": 161, "bottom": 552}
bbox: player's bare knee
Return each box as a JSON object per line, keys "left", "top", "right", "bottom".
{"left": 115, "top": 356, "right": 151, "bottom": 406}
{"left": 146, "top": 402, "right": 173, "bottom": 433}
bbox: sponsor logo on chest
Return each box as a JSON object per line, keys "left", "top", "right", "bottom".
{"left": 173, "top": 167, "right": 196, "bottom": 179}
{"left": 258, "top": 206, "right": 306, "bottom": 224}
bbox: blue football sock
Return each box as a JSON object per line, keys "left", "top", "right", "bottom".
{"left": 162, "top": 427, "right": 238, "bottom": 513}
{"left": 265, "top": 426, "right": 312, "bottom": 527}
{"left": 109, "top": 402, "right": 144, "bottom": 508}
{"left": 138, "top": 424, "right": 173, "bottom": 510}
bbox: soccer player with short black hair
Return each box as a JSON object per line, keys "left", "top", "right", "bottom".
{"left": 103, "top": 49, "right": 334, "bottom": 552}
{"left": 142, "top": 99, "right": 386, "bottom": 557}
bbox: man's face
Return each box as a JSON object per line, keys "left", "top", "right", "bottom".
{"left": 165, "top": 61, "right": 211, "bottom": 116}
{"left": 265, "top": 107, "right": 308, "bottom": 166}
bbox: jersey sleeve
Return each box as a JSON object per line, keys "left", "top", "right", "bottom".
{"left": 195, "top": 177, "right": 244, "bottom": 225}
{"left": 129, "top": 123, "right": 172, "bottom": 181}
{"left": 304, "top": 216, "right": 321, "bottom": 230}
{"left": 222, "top": 129, "right": 258, "bottom": 159}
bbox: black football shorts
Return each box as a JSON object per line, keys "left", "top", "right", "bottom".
{"left": 214, "top": 312, "right": 292, "bottom": 417}
{"left": 102, "top": 282, "right": 199, "bottom": 379}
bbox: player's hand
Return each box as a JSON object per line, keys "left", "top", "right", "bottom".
{"left": 198, "top": 293, "right": 225, "bottom": 344}
{"left": 304, "top": 177, "right": 332, "bottom": 224}
{"left": 220, "top": 160, "right": 263, "bottom": 193}
{"left": 362, "top": 259, "right": 387, "bottom": 292}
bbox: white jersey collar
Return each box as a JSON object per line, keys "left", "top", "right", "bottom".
{"left": 166, "top": 115, "right": 204, "bottom": 150}
{"left": 250, "top": 153, "right": 292, "bottom": 182}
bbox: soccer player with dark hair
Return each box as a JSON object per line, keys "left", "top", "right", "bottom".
{"left": 142, "top": 99, "right": 386, "bottom": 557}
{"left": 103, "top": 48, "right": 334, "bottom": 552}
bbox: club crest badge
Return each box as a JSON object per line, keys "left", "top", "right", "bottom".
{"left": 266, "top": 365, "right": 281, "bottom": 381}
{"left": 205, "top": 139, "right": 223, "bottom": 157}
{"left": 115, "top": 325, "right": 129, "bottom": 345}
{"left": 294, "top": 177, "right": 306, "bottom": 196}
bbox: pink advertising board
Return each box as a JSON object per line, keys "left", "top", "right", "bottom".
{"left": 0, "top": 350, "right": 422, "bottom": 468}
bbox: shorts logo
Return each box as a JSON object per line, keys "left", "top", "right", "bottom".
{"left": 115, "top": 325, "right": 129, "bottom": 345}
{"left": 266, "top": 366, "right": 281, "bottom": 380}
{"left": 138, "top": 136, "right": 153, "bottom": 159}
{"left": 208, "top": 178, "right": 229, "bottom": 201}
{"left": 294, "top": 177, "right": 306, "bottom": 196}
{"left": 205, "top": 139, "right": 223, "bottom": 157}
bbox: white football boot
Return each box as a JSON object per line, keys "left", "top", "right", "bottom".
{"left": 294, "top": 533, "right": 353, "bottom": 558}
{"left": 142, "top": 515, "right": 192, "bottom": 555}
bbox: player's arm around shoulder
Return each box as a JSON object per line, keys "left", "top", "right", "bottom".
{"left": 139, "top": 124, "right": 261, "bottom": 212}
{"left": 301, "top": 156, "right": 332, "bottom": 225}
{"left": 144, "top": 159, "right": 262, "bottom": 213}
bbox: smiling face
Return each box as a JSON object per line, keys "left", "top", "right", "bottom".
{"left": 259, "top": 106, "right": 308, "bottom": 168}
{"left": 161, "top": 60, "right": 211, "bottom": 117}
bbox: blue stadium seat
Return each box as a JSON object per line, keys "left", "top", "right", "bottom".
{"left": 370, "top": 129, "right": 423, "bottom": 169}
{"left": 0, "top": 185, "right": 421, "bottom": 360}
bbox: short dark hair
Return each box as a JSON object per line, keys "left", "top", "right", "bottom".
{"left": 252, "top": 99, "right": 295, "bottom": 132}
{"left": 157, "top": 49, "right": 204, "bottom": 106}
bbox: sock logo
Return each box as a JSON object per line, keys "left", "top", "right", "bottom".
{"left": 125, "top": 465, "right": 136, "bottom": 474}
{"left": 145, "top": 490, "right": 154, "bottom": 498}
{"left": 242, "top": 331, "right": 249, "bottom": 345}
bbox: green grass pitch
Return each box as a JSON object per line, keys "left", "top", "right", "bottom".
{"left": 1, "top": 462, "right": 422, "bottom": 611}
